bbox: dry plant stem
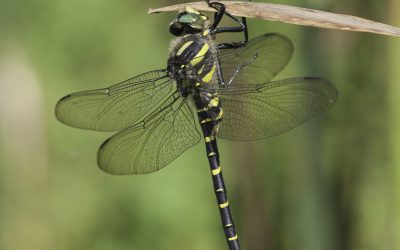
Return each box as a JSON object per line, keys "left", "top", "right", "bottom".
{"left": 149, "top": 1, "right": 400, "bottom": 37}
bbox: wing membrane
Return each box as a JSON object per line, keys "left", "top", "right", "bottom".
{"left": 218, "top": 33, "right": 293, "bottom": 85}
{"left": 216, "top": 77, "right": 338, "bottom": 140}
{"left": 97, "top": 93, "right": 201, "bottom": 174}
{"left": 55, "top": 70, "right": 173, "bottom": 132}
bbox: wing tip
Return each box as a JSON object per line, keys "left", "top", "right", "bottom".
{"left": 97, "top": 137, "right": 140, "bottom": 175}
{"left": 303, "top": 76, "right": 338, "bottom": 104}
{"left": 54, "top": 95, "right": 71, "bottom": 123}
{"left": 59, "top": 94, "right": 72, "bottom": 102}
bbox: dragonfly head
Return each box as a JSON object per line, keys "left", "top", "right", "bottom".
{"left": 169, "top": 6, "right": 209, "bottom": 36}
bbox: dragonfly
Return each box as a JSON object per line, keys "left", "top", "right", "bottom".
{"left": 55, "top": 1, "right": 337, "bottom": 249}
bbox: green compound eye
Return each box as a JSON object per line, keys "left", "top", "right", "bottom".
{"left": 179, "top": 13, "right": 198, "bottom": 23}
{"left": 169, "top": 11, "right": 207, "bottom": 36}
{"left": 178, "top": 13, "right": 204, "bottom": 30}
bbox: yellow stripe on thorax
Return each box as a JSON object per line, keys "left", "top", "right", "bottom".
{"left": 202, "top": 63, "right": 216, "bottom": 83}
{"left": 176, "top": 41, "right": 194, "bottom": 56}
{"left": 208, "top": 97, "right": 219, "bottom": 108}
{"left": 198, "top": 64, "right": 205, "bottom": 75}
{"left": 216, "top": 108, "right": 223, "bottom": 120}
{"left": 190, "top": 43, "right": 209, "bottom": 66}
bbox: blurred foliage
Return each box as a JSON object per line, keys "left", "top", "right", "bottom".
{"left": 0, "top": 0, "right": 399, "bottom": 250}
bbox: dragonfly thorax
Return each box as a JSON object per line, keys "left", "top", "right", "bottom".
{"left": 167, "top": 34, "right": 219, "bottom": 97}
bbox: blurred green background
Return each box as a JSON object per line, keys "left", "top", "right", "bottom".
{"left": 1, "top": 0, "right": 399, "bottom": 249}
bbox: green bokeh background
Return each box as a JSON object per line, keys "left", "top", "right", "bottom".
{"left": 1, "top": 0, "right": 399, "bottom": 250}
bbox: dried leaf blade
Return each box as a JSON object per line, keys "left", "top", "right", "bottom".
{"left": 148, "top": 1, "right": 400, "bottom": 37}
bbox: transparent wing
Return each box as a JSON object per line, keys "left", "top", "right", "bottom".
{"left": 218, "top": 33, "right": 293, "bottom": 85}
{"left": 215, "top": 77, "right": 338, "bottom": 140}
{"left": 180, "top": 33, "right": 293, "bottom": 86}
{"left": 55, "top": 70, "right": 173, "bottom": 132}
{"left": 97, "top": 93, "right": 201, "bottom": 174}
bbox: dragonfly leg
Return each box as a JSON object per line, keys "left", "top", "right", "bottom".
{"left": 205, "top": 0, "right": 226, "bottom": 30}
{"left": 205, "top": 1, "right": 249, "bottom": 49}
{"left": 215, "top": 15, "right": 248, "bottom": 50}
